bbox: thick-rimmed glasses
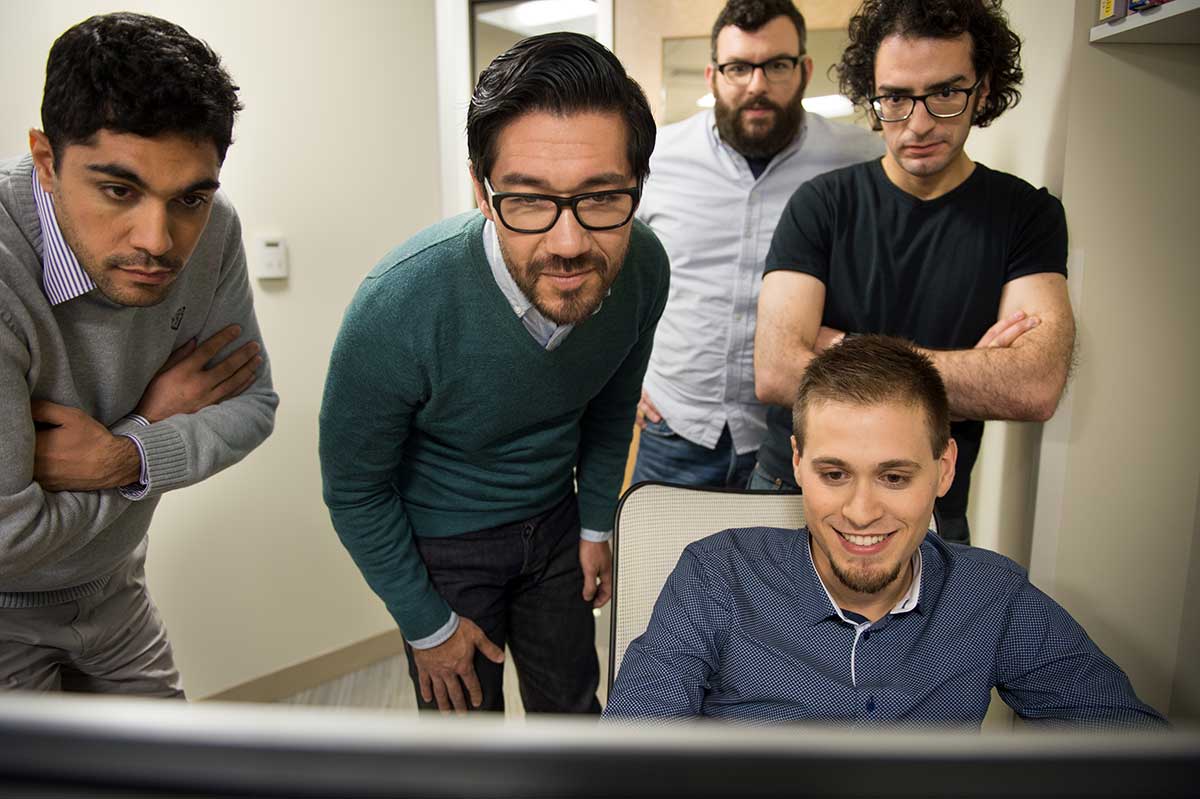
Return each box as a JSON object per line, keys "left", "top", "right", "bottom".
{"left": 485, "top": 179, "right": 641, "bottom": 234}
{"left": 870, "top": 78, "right": 984, "bottom": 123}
{"left": 714, "top": 56, "right": 801, "bottom": 86}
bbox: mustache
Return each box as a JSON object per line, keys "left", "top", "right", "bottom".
{"left": 104, "top": 253, "right": 184, "bottom": 271}
{"left": 738, "top": 97, "right": 782, "bottom": 113}
{"left": 532, "top": 253, "right": 606, "bottom": 277}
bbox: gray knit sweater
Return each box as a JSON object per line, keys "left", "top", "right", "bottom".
{"left": 0, "top": 155, "right": 277, "bottom": 604}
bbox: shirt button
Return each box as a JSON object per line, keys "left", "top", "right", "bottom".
{"left": 862, "top": 631, "right": 871, "bottom": 641}
{"left": 866, "top": 696, "right": 876, "bottom": 713}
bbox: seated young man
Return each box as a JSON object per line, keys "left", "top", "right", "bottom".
{"left": 605, "top": 336, "right": 1163, "bottom": 727}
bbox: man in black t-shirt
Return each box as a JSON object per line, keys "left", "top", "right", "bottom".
{"left": 752, "top": 0, "right": 1075, "bottom": 544}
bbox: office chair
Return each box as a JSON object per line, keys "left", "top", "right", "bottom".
{"left": 607, "top": 481, "right": 807, "bottom": 690}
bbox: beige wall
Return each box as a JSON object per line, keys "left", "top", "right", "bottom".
{"left": 0, "top": 0, "right": 441, "bottom": 698}
{"left": 1028, "top": 0, "right": 1200, "bottom": 719}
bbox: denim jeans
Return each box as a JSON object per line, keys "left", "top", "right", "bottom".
{"left": 748, "top": 465, "right": 970, "bottom": 544}
{"left": 403, "top": 493, "right": 601, "bottom": 714}
{"left": 631, "top": 419, "right": 757, "bottom": 488}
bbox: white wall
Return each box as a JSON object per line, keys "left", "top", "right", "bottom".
{"left": 0, "top": 0, "right": 442, "bottom": 697}
{"left": 962, "top": 0, "right": 1077, "bottom": 565}
{"left": 1028, "top": 1, "right": 1200, "bottom": 720}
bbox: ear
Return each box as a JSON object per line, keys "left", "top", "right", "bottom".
{"left": 28, "top": 129, "right": 56, "bottom": 192}
{"left": 799, "top": 55, "right": 814, "bottom": 94}
{"left": 935, "top": 438, "right": 958, "bottom": 498}
{"left": 973, "top": 75, "right": 991, "bottom": 123}
{"left": 705, "top": 62, "right": 716, "bottom": 90}
{"left": 791, "top": 434, "right": 803, "bottom": 485}
{"left": 468, "top": 163, "right": 494, "bottom": 222}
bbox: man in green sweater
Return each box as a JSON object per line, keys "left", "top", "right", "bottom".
{"left": 1, "top": 14, "right": 276, "bottom": 695}
{"left": 320, "top": 33, "right": 668, "bottom": 715}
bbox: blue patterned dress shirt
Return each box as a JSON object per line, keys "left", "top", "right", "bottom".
{"left": 606, "top": 527, "right": 1165, "bottom": 728}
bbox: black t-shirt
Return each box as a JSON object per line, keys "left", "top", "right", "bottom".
{"left": 757, "top": 159, "right": 1068, "bottom": 518}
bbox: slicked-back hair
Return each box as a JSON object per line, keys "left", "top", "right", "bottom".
{"left": 711, "top": 0, "right": 808, "bottom": 61}
{"left": 836, "top": 0, "right": 1022, "bottom": 128}
{"left": 793, "top": 336, "right": 951, "bottom": 458}
{"left": 42, "top": 12, "right": 242, "bottom": 165}
{"left": 467, "top": 32, "right": 655, "bottom": 185}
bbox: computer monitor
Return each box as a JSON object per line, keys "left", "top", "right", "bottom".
{"left": 0, "top": 693, "right": 1195, "bottom": 797}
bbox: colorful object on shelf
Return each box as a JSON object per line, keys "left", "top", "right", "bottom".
{"left": 1129, "top": 0, "right": 1174, "bottom": 11}
{"left": 1099, "top": 0, "right": 1128, "bottom": 21}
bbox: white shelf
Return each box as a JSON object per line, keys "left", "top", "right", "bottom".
{"left": 1090, "top": 0, "right": 1200, "bottom": 43}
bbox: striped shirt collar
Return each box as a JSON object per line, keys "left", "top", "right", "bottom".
{"left": 30, "top": 168, "right": 96, "bottom": 305}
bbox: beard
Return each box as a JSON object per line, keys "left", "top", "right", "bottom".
{"left": 501, "top": 243, "right": 625, "bottom": 326}
{"left": 827, "top": 553, "right": 908, "bottom": 595}
{"left": 714, "top": 87, "right": 806, "bottom": 160}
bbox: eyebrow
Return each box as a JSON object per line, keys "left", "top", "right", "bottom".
{"left": 494, "top": 171, "right": 632, "bottom": 194}
{"left": 86, "top": 163, "right": 221, "bottom": 194}
{"left": 809, "top": 457, "right": 922, "bottom": 471}
{"left": 876, "top": 74, "right": 970, "bottom": 94}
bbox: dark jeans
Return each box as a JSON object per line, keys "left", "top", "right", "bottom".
{"left": 403, "top": 493, "right": 601, "bottom": 714}
{"left": 748, "top": 464, "right": 970, "bottom": 544}
{"left": 631, "top": 419, "right": 757, "bottom": 488}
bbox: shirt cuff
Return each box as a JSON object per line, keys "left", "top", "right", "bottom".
{"left": 580, "top": 527, "right": 612, "bottom": 543}
{"left": 407, "top": 612, "right": 459, "bottom": 650}
{"left": 117, "top": 415, "right": 151, "bottom": 500}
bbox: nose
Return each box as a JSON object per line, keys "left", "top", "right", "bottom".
{"left": 745, "top": 64, "right": 770, "bottom": 95}
{"left": 842, "top": 480, "right": 884, "bottom": 530}
{"left": 128, "top": 202, "right": 173, "bottom": 257}
{"left": 906, "top": 99, "right": 937, "bottom": 137}
{"left": 543, "top": 206, "right": 590, "bottom": 260}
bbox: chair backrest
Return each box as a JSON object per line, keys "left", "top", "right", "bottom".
{"left": 608, "top": 482, "right": 806, "bottom": 690}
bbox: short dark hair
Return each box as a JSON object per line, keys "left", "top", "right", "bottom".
{"left": 467, "top": 32, "right": 656, "bottom": 185}
{"left": 41, "top": 12, "right": 242, "bottom": 165}
{"left": 710, "top": 0, "right": 808, "bottom": 62}
{"left": 836, "top": 0, "right": 1022, "bottom": 127}
{"left": 793, "top": 336, "right": 951, "bottom": 458}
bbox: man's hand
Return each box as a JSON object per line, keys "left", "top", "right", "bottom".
{"left": 580, "top": 538, "right": 612, "bottom": 608}
{"left": 135, "top": 324, "right": 262, "bottom": 423}
{"left": 410, "top": 617, "right": 505, "bottom": 715}
{"left": 814, "top": 325, "right": 846, "bottom": 354}
{"left": 636, "top": 388, "right": 662, "bottom": 429}
{"left": 32, "top": 401, "right": 141, "bottom": 491}
{"left": 975, "top": 310, "right": 1039, "bottom": 349}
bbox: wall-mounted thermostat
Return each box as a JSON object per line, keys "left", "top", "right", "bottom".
{"left": 253, "top": 235, "right": 289, "bottom": 280}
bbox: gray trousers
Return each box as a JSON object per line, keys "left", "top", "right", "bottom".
{"left": 0, "top": 540, "right": 183, "bottom": 696}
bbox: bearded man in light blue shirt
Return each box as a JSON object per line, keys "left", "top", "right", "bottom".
{"left": 632, "top": 0, "right": 883, "bottom": 488}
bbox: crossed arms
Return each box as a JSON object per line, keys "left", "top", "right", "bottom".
{"left": 755, "top": 270, "right": 1075, "bottom": 421}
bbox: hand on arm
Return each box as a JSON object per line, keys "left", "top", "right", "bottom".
{"left": 921, "top": 273, "right": 1075, "bottom": 422}
{"left": 31, "top": 400, "right": 141, "bottom": 491}
{"left": 410, "top": 618, "right": 505, "bottom": 715}
{"left": 135, "top": 324, "right": 262, "bottom": 423}
{"left": 754, "top": 271, "right": 827, "bottom": 407}
{"left": 580, "top": 538, "right": 612, "bottom": 608}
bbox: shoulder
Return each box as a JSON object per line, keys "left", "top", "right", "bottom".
{"left": 972, "top": 164, "right": 1065, "bottom": 212}
{"left": 786, "top": 159, "right": 874, "bottom": 208}
{"left": 803, "top": 114, "right": 886, "bottom": 162}
{"left": 369, "top": 212, "right": 481, "bottom": 281}
{"left": 651, "top": 111, "right": 712, "bottom": 159}
{"left": 683, "top": 525, "right": 798, "bottom": 575}
{"left": 929, "top": 536, "right": 1030, "bottom": 596}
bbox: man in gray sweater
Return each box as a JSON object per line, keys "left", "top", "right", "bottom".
{"left": 0, "top": 13, "right": 276, "bottom": 696}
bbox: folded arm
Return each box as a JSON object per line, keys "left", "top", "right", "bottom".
{"left": 920, "top": 273, "right": 1075, "bottom": 422}
{"left": 754, "top": 270, "right": 826, "bottom": 407}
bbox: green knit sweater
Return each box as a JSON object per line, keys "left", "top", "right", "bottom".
{"left": 319, "top": 212, "right": 669, "bottom": 641}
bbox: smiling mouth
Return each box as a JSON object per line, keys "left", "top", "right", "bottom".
{"left": 834, "top": 527, "right": 896, "bottom": 548}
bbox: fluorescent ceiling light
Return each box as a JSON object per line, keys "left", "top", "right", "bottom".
{"left": 695, "top": 93, "right": 855, "bottom": 118}
{"left": 477, "top": 0, "right": 597, "bottom": 35}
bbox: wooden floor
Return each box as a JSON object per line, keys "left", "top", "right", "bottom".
{"left": 281, "top": 606, "right": 611, "bottom": 719}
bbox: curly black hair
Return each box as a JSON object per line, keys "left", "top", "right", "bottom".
{"left": 710, "top": 0, "right": 807, "bottom": 61}
{"left": 42, "top": 12, "right": 242, "bottom": 164}
{"left": 836, "top": 0, "right": 1022, "bottom": 128}
{"left": 468, "top": 32, "right": 655, "bottom": 184}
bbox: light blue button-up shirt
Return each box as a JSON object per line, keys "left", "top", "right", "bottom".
{"left": 638, "top": 110, "right": 884, "bottom": 455}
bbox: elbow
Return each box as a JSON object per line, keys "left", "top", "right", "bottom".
{"left": 754, "top": 369, "right": 789, "bottom": 407}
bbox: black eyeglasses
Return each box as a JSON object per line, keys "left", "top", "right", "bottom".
{"left": 485, "top": 179, "right": 641, "bottom": 234}
{"left": 714, "top": 56, "right": 802, "bottom": 85}
{"left": 869, "top": 78, "right": 983, "bottom": 123}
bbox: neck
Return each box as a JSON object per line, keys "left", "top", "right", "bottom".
{"left": 880, "top": 151, "right": 975, "bottom": 201}
{"left": 810, "top": 538, "right": 914, "bottom": 624}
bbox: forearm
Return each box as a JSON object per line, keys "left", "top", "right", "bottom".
{"left": 755, "top": 345, "right": 818, "bottom": 407}
{"left": 921, "top": 319, "right": 1073, "bottom": 422}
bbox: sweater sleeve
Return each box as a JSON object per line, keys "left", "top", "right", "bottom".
{"left": 0, "top": 303, "right": 133, "bottom": 579}
{"left": 123, "top": 201, "right": 278, "bottom": 497}
{"left": 319, "top": 276, "right": 453, "bottom": 642}
{"left": 575, "top": 236, "right": 670, "bottom": 532}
